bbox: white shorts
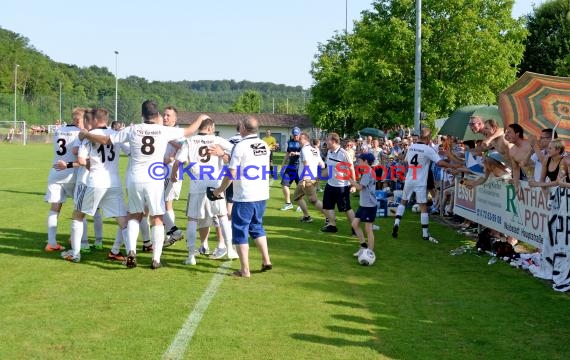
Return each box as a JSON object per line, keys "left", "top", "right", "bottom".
{"left": 197, "top": 215, "right": 220, "bottom": 229}
{"left": 73, "top": 183, "right": 87, "bottom": 210}
{"left": 45, "top": 182, "right": 76, "bottom": 204}
{"left": 186, "top": 192, "right": 227, "bottom": 220}
{"left": 402, "top": 184, "right": 428, "bottom": 204}
{"left": 127, "top": 181, "right": 165, "bottom": 216}
{"left": 78, "top": 186, "right": 127, "bottom": 218}
{"left": 164, "top": 178, "right": 182, "bottom": 201}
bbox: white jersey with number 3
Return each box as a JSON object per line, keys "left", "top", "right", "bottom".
{"left": 110, "top": 123, "right": 184, "bottom": 183}
{"left": 404, "top": 143, "right": 441, "bottom": 186}
{"left": 47, "top": 125, "right": 81, "bottom": 184}
{"left": 176, "top": 134, "right": 233, "bottom": 193}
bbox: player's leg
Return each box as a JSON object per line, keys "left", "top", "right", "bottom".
{"left": 99, "top": 187, "right": 128, "bottom": 260}
{"left": 140, "top": 211, "right": 152, "bottom": 252}
{"left": 393, "top": 183, "right": 411, "bottom": 238}
{"left": 184, "top": 193, "right": 206, "bottom": 265}
{"left": 321, "top": 184, "right": 338, "bottom": 231}
{"left": 92, "top": 208, "right": 104, "bottom": 249}
{"left": 45, "top": 183, "right": 67, "bottom": 251}
{"left": 163, "top": 178, "right": 184, "bottom": 245}
{"left": 63, "top": 209, "right": 86, "bottom": 262}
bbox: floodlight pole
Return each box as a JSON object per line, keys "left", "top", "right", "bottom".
{"left": 345, "top": 0, "right": 348, "bottom": 34}
{"left": 59, "top": 81, "right": 62, "bottom": 122}
{"left": 413, "top": 0, "right": 422, "bottom": 133}
{"left": 114, "top": 50, "right": 119, "bottom": 122}
{"left": 14, "top": 64, "right": 19, "bottom": 129}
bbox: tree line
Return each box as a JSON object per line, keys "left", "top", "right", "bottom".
{"left": 0, "top": 27, "right": 307, "bottom": 124}
{"left": 308, "top": 0, "right": 570, "bottom": 135}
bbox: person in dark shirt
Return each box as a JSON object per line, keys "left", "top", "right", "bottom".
{"left": 279, "top": 127, "right": 302, "bottom": 210}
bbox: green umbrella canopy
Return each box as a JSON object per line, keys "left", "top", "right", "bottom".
{"left": 438, "top": 105, "right": 503, "bottom": 140}
{"left": 359, "top": 128, "right": 384, "bottom": 138}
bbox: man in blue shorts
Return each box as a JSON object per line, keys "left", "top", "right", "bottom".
{"left": 213, "top": 116, "right": 272, "bottom": 278}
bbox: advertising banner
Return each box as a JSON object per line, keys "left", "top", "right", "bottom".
{"left": 452, "top": 175, "right": 570, "bottom": 291}
{"left": 453, "top": 178, "right": 551, "bottom": 249}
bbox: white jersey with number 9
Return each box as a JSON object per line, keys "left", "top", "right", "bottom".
{"left": 177, "top": 134, "right": 233, "bottom": 194}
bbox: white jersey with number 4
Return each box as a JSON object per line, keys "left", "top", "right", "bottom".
{"left": 110, "top": 123, "right": 184, "bottom": 183}
{"left": 47, "top": 125, "right": 81, "bottom": 184}
{"left": 404, "top": 143, "right": 441, "bottom": 186}
{"left": 176, "top": 134, "right": 233, "bottom": 194}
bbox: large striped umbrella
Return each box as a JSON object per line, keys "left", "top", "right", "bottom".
{"left": 498, "top": 72, "right": 570, "bottom": 146}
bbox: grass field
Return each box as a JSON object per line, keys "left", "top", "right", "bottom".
{"left": 1, "top": 143, "right": 569, "bottom": 360}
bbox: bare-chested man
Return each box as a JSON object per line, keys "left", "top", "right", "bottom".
{"left": 480, "top": 119, "right": 512, "bottom": 160}
{"left": 504, "top": 123, "right": 536, "bottom": 194}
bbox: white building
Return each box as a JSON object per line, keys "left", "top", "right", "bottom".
{"left": 177, "top": 112, "right": 314, "bottom": 151}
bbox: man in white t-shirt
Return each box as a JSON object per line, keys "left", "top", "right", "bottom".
{"left": 294, "top": 132, "right": 326, "bottom": 223}
{"left": 79, "top": 100, "right": 205, "bottom": 269}
{"left": 392, "top": 128, "right": 454, "bottom": 242}
{"left": 162, "top": 106, "right": 186, "bottom": 247}
{"left": 320, "top": 132, "right": 356, "bottom": 234}
{"left": 172, "top": 117, "right": 237, "bottom": 265}
{"left": 61, "top": 108, "right": 129, "bottom": 263}
{"left": 213, "top": 116, "right": 272, "bottom": 278}
{"left": 44, "top": 107, "right": 83, "bottom": 252}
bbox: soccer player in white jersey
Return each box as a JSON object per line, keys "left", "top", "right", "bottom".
{"left": 161, "top": 106, "right": 185, "bottom": 247}
{"left": 54, "top": 109, "right": 104, "bottom": 253}
{"left": 294, "top": 132, "right": 326, "bottom": 223}
{"left": 191, "top": 123, "right": 243, "bottom": 258}
{"left": 392, "top": 128, "right": 455, "bottom": 242}
{"left": 213, "top": 116, "right": 272, "bottom": 278}
{"left": 172, "top": 117, "right": 237, "bottom": 265}
{"left": 79, "top": 100, "right": 204, "bottom": 269}
{"left": 44, "top": 107, "right": 84, "bottom": 252}
{"left": 61, "top": 108, "right": 129, "bottom": 263}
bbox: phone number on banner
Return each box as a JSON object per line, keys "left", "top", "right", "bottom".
{"left": 476, "top": 209, "right": 502, "bottom": 224}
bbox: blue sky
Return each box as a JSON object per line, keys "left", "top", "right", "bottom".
{"left": 1, "top": 0, "right": 542, "bottom": 88}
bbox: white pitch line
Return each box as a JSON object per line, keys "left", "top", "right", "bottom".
{"left": 162, "top": 261, "right": 231, "bottom": 360}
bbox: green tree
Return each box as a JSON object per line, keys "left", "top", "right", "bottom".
{"left": 519, "top": 0, "right": 570, "bottom": 76}
{"left": 309, "top": 0, "right": 527, "bottom": 132}
{"left": 0, "top": 27, "right": 308, "bottom": 123}
{"left": 307, "top": 33, "right": 355, "bottom": 134}
{"left": 231, "top": 90, "right": 262, "bottom": 113}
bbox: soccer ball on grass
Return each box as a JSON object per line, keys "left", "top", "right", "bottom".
{"left": 412, "top": 204, "right": 420, "bottom": 213}
{"left": 357, "top": 249, "right": 376, "bottom": 266}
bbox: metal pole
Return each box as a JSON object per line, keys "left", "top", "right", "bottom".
{"left": 413, "top": 0, "right": 422, "bottom": 133}
{"left": 14, "top": 64, "right": 19, "bottom": 129}
{"left": 345, "top": 0, "right": 348, "bottom": 34}
{"left": 114, "top": 51, "right": 119, "bottom": 122}
{"left": 59, "top": 81, "right": 62, "bottom": 122}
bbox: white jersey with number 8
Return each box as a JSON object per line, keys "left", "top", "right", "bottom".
{"left": 110, "top": 123, "right": 184, "bottom": 183}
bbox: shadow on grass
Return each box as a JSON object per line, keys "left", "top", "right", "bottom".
{"left": 0, "top": 227, "right": 228, "bottom": 274}
{"left": 0, "top": 189, "right": 45, "bottom": 196}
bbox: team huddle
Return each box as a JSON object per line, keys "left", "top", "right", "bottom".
{"left": 44, "top": 99, "right": 452, "bottom": 272}
{"left": 44, "top": 101, "right": 272, "bottom": 275}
